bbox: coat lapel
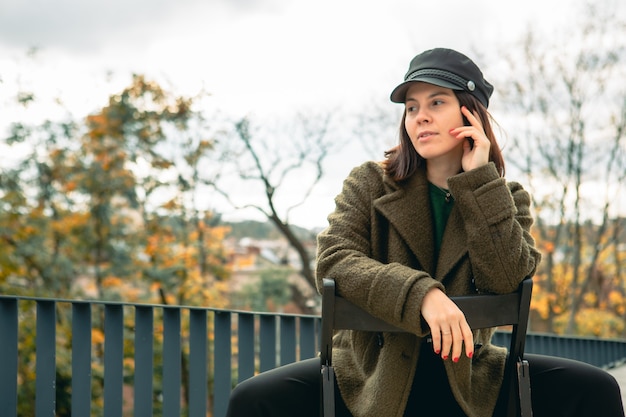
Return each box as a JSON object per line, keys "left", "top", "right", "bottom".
{"left": 373, "top": 170, "right": 436, "bottom": 275}
{"left": 373, "top": 168, "right": 469, "bottom": 280}
{"left": 435, "top": 206, "right": 468, "bottom": 280}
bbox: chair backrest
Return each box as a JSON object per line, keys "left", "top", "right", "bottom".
{"left": 320, "top": 277, "right": 533, "bottom": 417}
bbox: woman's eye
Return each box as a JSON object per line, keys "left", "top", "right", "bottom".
{"left": 432, "top": 99, "right": 444, "bottom": 106}
{"left": 406, "top": 106, "right": 417, "bottom": 113}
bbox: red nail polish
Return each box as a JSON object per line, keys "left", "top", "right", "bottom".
{"left": 468, "top": 351, "right": 473, "bottom": 358}
{"left": 442, "top": 355, "right": 448, "bottom": 360}
{"left": 434, "top": 349, "right": 440, "bottom": 354}
{"left": 453, "top": 357, "right": 459, "bottom": 363}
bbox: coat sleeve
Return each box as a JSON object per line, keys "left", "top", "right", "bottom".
{"left": 447, "top": 163, "right": 542, "bottom": 294}
{"left": 316, "top": 162, "right": 443, "bottom": 336}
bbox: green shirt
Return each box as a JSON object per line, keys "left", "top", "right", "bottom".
{"left": 428, "top": 182, "right": 454, "bottom": 261}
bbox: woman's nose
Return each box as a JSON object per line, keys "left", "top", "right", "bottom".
{"left": 416, "top": 109, "right": 430, "bottom": 124}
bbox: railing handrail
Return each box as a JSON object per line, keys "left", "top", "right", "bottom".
{"left": 0, "top": 293, "right": 320, "bottom": 319}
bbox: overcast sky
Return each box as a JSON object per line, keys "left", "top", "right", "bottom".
{"left": 0, "top": 0, "right": 587, "bottom": 114}
{"left": 0, "top": 0, "right": 620, "bottom": 229}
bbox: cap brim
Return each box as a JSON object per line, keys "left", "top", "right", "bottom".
{"left": 390, "top": 77, "right": 462, "bottom": 103}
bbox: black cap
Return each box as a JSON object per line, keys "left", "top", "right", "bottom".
{"left": 390, "top": 48, "right": 494, "bottom": 108}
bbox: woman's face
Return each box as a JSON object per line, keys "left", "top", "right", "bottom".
{"left": 404, "top": 82, "right": 465, "bottom": 164}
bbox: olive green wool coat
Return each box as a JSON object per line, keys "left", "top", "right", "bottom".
{"left": 315, "top": 161, "right": 541, "bottom": 417}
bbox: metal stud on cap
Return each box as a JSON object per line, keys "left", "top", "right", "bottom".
{"left": 467, "top": 80, "right": 476, "bottom": 91}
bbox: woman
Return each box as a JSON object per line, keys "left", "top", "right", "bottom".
{"left": 226, "top": 48, "right": 624, "bottom": 417}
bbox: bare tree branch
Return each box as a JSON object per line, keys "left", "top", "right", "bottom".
{"left": 211, "top": 111, "right": 347, "bottom": 312}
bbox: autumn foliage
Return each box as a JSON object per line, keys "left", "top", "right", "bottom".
{"left": 1, "top": 76, "right": 233, "bottom": 415}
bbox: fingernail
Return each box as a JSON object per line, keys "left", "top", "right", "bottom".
{"left": 468, "top": 351, "right": 473, "bottom": 358}
{"left": 434, "top": 349, "right": 440, "bottom": 354}
{"left": 442, "top": 355, "right": 448, "bottom": 360}
{"left": 453, "top": 357, "right": 459, "bottom": 363}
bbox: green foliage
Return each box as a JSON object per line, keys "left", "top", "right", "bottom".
{"left": 236, "top": 267, "right": 293, "bottom": 312}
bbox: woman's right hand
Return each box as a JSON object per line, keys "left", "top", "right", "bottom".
{"left": 421, "top": 288, "right": 474, "bottom": 361}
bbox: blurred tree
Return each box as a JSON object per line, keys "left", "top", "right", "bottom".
{"left": 76, "top": 75, "right": 231, "bottom": 411}
{"left": 0, "top": 118, "right": 84, "bottom": 295}
{"left": 212, "top": 114, "right": 346, "bottom": 313}
{"left": 75, "top": 75, "right": 197, "bottom": 297}
{"left": 1, "top": 72, "right": 233, "bottom": 414}
{"left": 493, "top": 2, "right": 626, "bottom": 335}
{"left": 237, "top": 267, "right": 292, "bottom": 312}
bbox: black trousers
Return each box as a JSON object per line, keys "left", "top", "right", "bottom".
{"left": 226, "top": 345, "right": 625, "bottom": 417}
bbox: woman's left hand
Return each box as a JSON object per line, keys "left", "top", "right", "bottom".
{"left": 449, "top": 106, "right": 491, "bottom": 172}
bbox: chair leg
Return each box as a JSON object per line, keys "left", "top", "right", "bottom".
{"left": 517, "top": 359, "right": 533, "bottom": 417}
{"left": 322, "top": 365, "right": 336, "bottom": 417}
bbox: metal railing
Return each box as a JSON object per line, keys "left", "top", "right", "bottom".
{"left": 1, "top": 294, "right": 626, "bottom": 417}
{"left": 0, "top": 295, "right": 319, "bottom": 417}
{"left": 494, "top": 331, "right": 626, "bottom": 368}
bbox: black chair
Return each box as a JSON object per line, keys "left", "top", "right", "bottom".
{"left": 320, "top": 277, "right": 533, "bottom": 417}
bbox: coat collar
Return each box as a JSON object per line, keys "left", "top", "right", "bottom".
{"left": 373, "top": 167, "right": 467, "bottom": 280}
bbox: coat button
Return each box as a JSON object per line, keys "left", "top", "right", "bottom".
{"left": 467, "top": 80, "right": 476, "bottom": 91}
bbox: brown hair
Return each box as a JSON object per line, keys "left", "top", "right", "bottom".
{"left": 383, "top": 91, "right": 505, "bottom": 181}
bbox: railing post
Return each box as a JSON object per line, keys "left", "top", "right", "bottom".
{"left": 280, "top": 316, "right": 296, "bottom": 366}
{"left": 189, "top": 308, "right": 208, "bottom": 417}
{"left": 300, "top": 317, "right": 319, "bottom": 360}
{"left": 213, "top": 311, "right": 232, "bottom": 417}
{"left": 0, "top": 298, "right": 18, "bottom": 416}
{"left": 238, "top": 313, "right": 255, "bottom": 382}
{"left": 134, "top": 306, "right": 154, "bottom": 417}
{"left": 103, "top": 304, "right": 124, "bottom": 417}
{"left": 162, "top": 307, "right": 182, "bottom": 417}
{"left": 35, "top": 300, "right": 56, "bottom": 416}
{"left": 259, "top": 315, "right": 276, "bottom": 372}
{"left": 72, "top": 302, "right": 92, "bottom": 416}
